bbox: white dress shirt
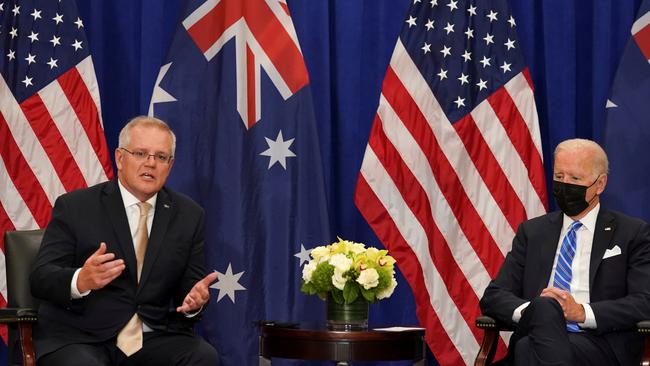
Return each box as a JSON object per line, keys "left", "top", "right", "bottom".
{"left": 512, "top": 204, "right": 600, "bottom": 329}
{"left": 70, "top": 180, "right": 156, "bottom": 299}
{"left": 70, "top": 180, "right": 157, "bottom": 332}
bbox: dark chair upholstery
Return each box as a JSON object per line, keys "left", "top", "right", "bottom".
{"left": 474, "top": 315, "right": 650, "bottom": 366}
{"left": 0, "top": 229, "right": 44, "bottom": 366}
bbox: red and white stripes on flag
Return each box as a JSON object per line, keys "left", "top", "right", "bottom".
{"left": 0, "top": 55, "right": 113, "bottom": 342}
{"left": 354, "top": 37, "right": 547, "bottom": 365}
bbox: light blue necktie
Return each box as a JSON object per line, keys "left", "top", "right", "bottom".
{"left": 553, "top": 220, "right": 583, "bottom": 332}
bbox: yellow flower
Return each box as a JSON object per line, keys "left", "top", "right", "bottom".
{"left": 310, "top": 245, "right": 330, "bottom": 261}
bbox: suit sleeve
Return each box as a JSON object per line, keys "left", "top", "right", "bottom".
{"left": 480, "top": 222, "right": 530, "bottom": 326}
{"left": 590, "top": 221, "right": 650, "bottom": 333}
{"left": 174, "top": 207, "right": 207, "bottom": 310}
{"left": 29, "top": 195, "right": 84, "bottom": 309}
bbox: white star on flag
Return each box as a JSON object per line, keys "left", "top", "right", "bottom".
{"left": 260, "top": 130, "right": 296, "bottom": 169}
{"left": 211, "top": 264, "right": 246, "bottom": 303}
{"left": 148, "top": 63, "right": 177, "bottom": 116}
{"left": 294, "top": 244, "right": 312, "bottom": 266}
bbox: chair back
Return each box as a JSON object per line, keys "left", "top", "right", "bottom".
{"left": 4, "top": 229, "right": 44, "bottom": 309}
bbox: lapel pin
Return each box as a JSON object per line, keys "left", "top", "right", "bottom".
{"left": 164, "top": 204, "right": 170, "bottom": 209}
{"left": 604, "top": 227, "right": 612, "bottom": 231}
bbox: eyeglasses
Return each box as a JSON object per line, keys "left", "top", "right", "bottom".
{"left": 120, "top": 148, "right": 173, "bottom": 164}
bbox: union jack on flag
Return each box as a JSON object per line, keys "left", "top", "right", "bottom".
{"left": 0, "top": 0, "right": 112, "bottom": 349}
{"left": 180, "top": 0, "right": 309, "bottom": 129}
{"left": 355, "top": 0, "right": 547, "bottom": 364}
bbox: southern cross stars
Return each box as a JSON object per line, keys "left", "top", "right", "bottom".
{"left": 294, "top": 244, "right": 312, "bottom": 266}
{"left": 211, "top": 264, "right": 246, "bottom": 303}
{"left": 260, "top": 130, "right": 296, "bottom": 169}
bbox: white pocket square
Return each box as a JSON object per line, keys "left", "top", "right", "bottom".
{"left": 603, "top": 245, "right": 622, "bottom": 259}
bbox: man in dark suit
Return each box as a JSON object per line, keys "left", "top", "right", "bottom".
{"left": 480, "top": 138, "right": 650, "bottom": 366}
{"left": 30, "top": 116, "right": 219, "bottom": 366}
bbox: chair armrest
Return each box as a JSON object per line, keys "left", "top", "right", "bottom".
{"left": 476, "top": 315, "right": 515, "bottom": 332}
{"left": 0, "top": 307, "right": 38, "bottom": 323}
{"left": 637, "top": 320, "right": 650, "bottom": 333}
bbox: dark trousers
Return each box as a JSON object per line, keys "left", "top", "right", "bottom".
{"left": 508, "top": 296, "right": 619, "bottom": 366}
{"left": 38, "top": 332, "right": 218, "bottom": 366}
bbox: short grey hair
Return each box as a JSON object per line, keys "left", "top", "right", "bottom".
{"left": 554, "top": 138, "right": 609, "bottom": 178}
{"left": 118, "top": 116, "right": 176, "bottom": 157}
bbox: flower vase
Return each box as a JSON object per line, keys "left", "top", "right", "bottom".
{"left": 326, "top": 294, "right": 369, "bottom": 331}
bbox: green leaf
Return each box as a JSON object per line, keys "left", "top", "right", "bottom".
{"left": 343, "top": 282, "right": 359, "bottom": 304}
{"left": 331, "top": 290, "right": 345, "bottom": 304}
{"left": 375, "top": 268, "right": 391, "bottom": 292}
{"left": 360, "top": 287, "right": 376, "bottom": 302}
{"left": 301, "top": 281, "right": 318, "bottom": 295}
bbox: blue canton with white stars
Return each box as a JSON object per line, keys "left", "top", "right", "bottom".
{"left": 0, "top": 0, "right": 90, "bottom": 102}
{"left": 400, "top": 0, "right": 525, "bottom": 123}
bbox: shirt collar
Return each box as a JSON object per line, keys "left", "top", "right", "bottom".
{"left": 562, "top": 203, "right": 600, "bottom": 233}
{"left": 117, "top": 179, "right": 157, "bottom": 211}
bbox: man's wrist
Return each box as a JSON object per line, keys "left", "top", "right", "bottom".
{"left": 71, "top": 268, "right": 91, "bottom": 299}
{"left": 577, "top": 303, "right": 586, "bottom": 323}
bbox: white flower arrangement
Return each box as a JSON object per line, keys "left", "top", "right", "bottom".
{"left": 301, "top": 237, "right": 398, "bottom": 304}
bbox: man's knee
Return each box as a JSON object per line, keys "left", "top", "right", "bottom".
{"left": 526, "top": 296, "right": 564, "bottom": 319}
{"left": 513, "top": 336, "right": 530, "bottom": 364}
{"left": 183, "top": 338, "right": 219, "bottom": 366}
{"left": 38, "top": 343, "right": 110, "bottom": 366}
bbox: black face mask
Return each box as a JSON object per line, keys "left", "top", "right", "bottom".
{"left": 552, "top": 176, "right": 600, "bottom": 217}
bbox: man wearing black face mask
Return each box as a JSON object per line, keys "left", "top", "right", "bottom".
{"left": 480, "top": 138, "right": 650, "bottom": 366}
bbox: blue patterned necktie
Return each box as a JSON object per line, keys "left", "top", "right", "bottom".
{"left": 553, "top": 220, "right": 583, "bottom": 332}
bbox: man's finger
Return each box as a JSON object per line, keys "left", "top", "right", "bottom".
{"left": 201, "top": 271, "right": 218, "bottom": 286}
{"left": 100, "top": 258, "right": 124, "bottom": 269}
{"left": 94, "top": 242, "right": 107, "bottom": 255}
{"left": 195, "top": 286, "right": 209, "bottom": 301}
{"left": 176, "top": 304, "right": 189, "bottom": 312}
{"left": 99, "top": 260, "right": 125, "bottom": 277}
{"left": 93, "top": 253, "right": 117, "bottom": 265}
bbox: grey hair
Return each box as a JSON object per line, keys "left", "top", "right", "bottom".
{"left": 554, "top": 138, "right": 609, "bottom": 178}
{"left": 118, "top": 116, "right": 176, "bottom": 157}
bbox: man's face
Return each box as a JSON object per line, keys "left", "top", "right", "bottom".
{"left": 115, "top": 125, "right": 174, "bottom": 202}
{"left": 553, "top": 148, "right": 606, "bottom": 205}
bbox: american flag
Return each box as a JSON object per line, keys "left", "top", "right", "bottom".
{"left": 354, "top": 0, "right": 547, "bottom": 364}
{"left": 0, "top": 0, "right": 113, "bottom": 345}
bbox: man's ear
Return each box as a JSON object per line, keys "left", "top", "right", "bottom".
{"left": 115, "top": 148, "right": 124, "bottom": 170}
{"left": 596, "top": 174, "right": 608, "bottom": 195}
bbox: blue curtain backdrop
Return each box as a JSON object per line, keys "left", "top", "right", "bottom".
{"left": 74, "top": 0, "right": 645, "bottom": 364}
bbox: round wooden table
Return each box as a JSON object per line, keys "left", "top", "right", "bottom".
{"left": 258, "top": 323, "right": 426, "bottom": 365}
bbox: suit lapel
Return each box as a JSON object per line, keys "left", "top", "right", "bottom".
{"left": 589, "top": 209, "right": 616, "bottom": 288}
{"left": 537, "top": 211, "right": 564, "bottom": 293}
{"left": 138, "top": 187, "right": 173, "bottom": 290}
{"left": 102, "top": 180, "right": 138, "bottom": 283}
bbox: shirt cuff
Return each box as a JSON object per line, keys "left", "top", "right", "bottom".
{"left": 70, "top": 268, "right": 91, "bottom": 299}
{"left": 579, "top": 303, "right": 597, "bottom": 329}
{"left": 184, "top": 305, "right": 203, "bottom": 318}
{"left": 512, "top": 301, "right": 530, "bottom": 323}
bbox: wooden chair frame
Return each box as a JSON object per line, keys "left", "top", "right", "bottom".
{"left": 474, "top": 315, "right": 650, "bottom": 366}
{"left": 0, "top": 229, "right": 43, "bottom": 366}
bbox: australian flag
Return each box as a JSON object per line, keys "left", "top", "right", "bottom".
{"left": 603, "top": 0, "right": 650, "bottom": 223}
{"left": 149, "top": 0, "right": 331, "bottom": 364}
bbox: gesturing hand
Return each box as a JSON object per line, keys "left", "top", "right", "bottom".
{"left": 177, "top": 272, "right": 219, "bottom": 313}
{"left": 77, "top": 242, "right": 125, "bottom": 293}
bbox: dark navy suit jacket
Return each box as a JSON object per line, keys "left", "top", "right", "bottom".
{"left": 480, "top": 208, "right": 650, "bottom": 366}
{"left": 30, "top": 179, "right": 207, "bottom": 358}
